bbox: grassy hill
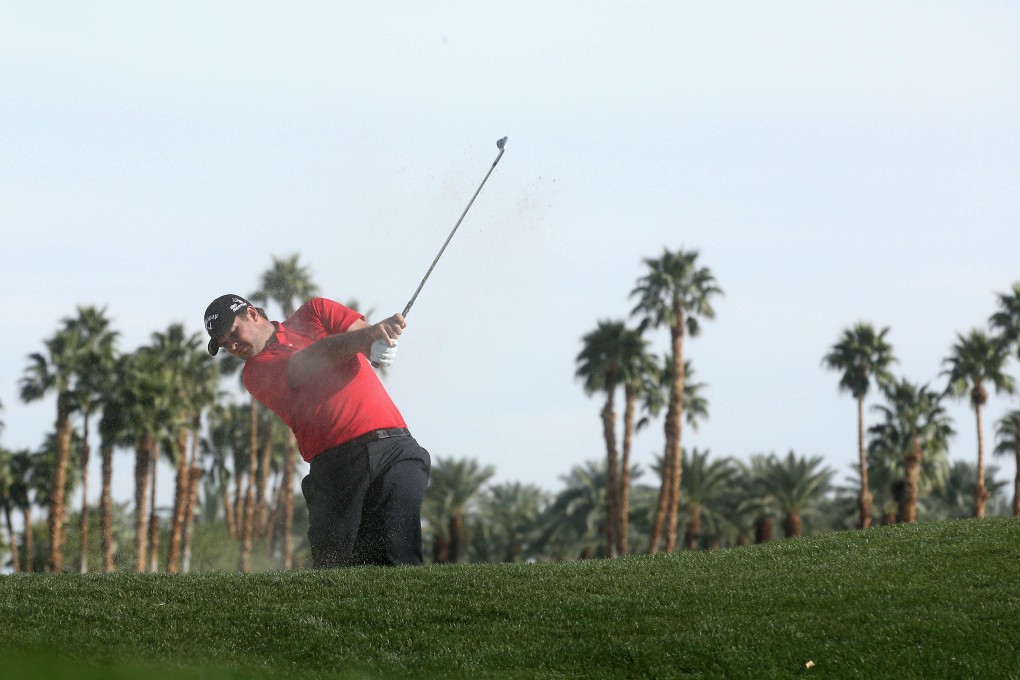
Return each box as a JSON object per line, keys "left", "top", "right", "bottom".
{"left": 1, "top": 518, "right": 1017, "bottom": 679}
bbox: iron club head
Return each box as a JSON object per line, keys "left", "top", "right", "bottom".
{"left": 497, "top": 136, "right": 508, "bottom": 150}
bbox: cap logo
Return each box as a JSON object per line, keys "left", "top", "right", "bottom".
{"left": 205, "top": 314, "right": 219, "bottom": 332}
{"left": 229, "top": 299, "right": 247, "bottom": 312}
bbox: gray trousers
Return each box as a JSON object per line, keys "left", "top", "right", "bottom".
{"left": 301, "top": 433, "right": 430, "bottom": 568}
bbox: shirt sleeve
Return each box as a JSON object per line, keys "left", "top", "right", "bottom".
{"left": 308, "top": 297, "right": 364, "bottom": 334}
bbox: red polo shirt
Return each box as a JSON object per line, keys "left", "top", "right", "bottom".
{"left": 242, "top": 298, "right": 407, "bottom": 462}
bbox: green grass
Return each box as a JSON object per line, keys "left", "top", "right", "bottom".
{"left": 2, "top": 518, "right": 1018, "bottom": 679}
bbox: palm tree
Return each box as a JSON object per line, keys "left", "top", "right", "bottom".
{"left": 616, "top": 342, "right": 659, "bottom": 557}
{"left": 0, "top": 404, "right": 10, "bottom": 573}
{"left": 181, "top": 353, "right": 220, "bottom": 574}
{"left": 115, "top": 345, "right": 176, "bottom": 572}
{"left": 203, "top": 403, "right": 251, "bottom": 540}
{"left": 942, "top": 329, "right": 1016, "bottom": 518}
{"left": 143, "top": 324, "right": 220, "bottom": 574}
{"left": 251, "top": 253, "right": 320, "bottom": 569}
{"left": 20, "top": 319, "right": 86, "bottom": 572}
{"left": 63, "top": 306, "right": 118, "bottom": 573}
{"left": 989, "top": 282, "right": 1020, "bottom": 516}
{"left": 97, "top": 358, "right": 130, "bottom": 573}
{"left": 30, "top": 433, "right": 83, "bottom": 559}
{"left": 990, "top": 282, "right": 1020, "bottom": 351}
{"left": 214, "top": 351, "right": 261, "bottom": 572}
{"left": 640, "top": 355, "right": 710, "bottom": 549}
{"left": 424, "top": 457, "right": 495, "bottom": 563}
{"left": 8, "top": 448, "right": 37, "bottom": 571}
{"left": 237, "top": 401, "right": 280, "bottom": 572}
{"left": 576, "top": 320, "right": 646, "bottom": 557}
{"left": 930, "top": 461, "right": 1008, "bottom": 519}
{"left": 993, "top": 410, "right": 1020, "bottom": 516}
{"left": 252, "top": 253, "right": 321, "bottom": 318}
{"left": 0, "top": 445, "right": 21, "bottom": 573}
{"left": 822, "top": 322, "right": 896, "bottom": 530}
{"left": 631, "top": 247, "right": 722, "bottom": 554}
{"left": 476, "top": 482, "right": 549, "bottom": 563}
{"left": 741, "top": 452, "right": 835, "bottom": 538}
{"left": 867, "top": 379, "right": 954, "bottom": 523}
{"left": 540, "top": 460, "right": 609, "bottom": 560}
{"left": 677, "top": 448, "right": 735, "bottom": 550}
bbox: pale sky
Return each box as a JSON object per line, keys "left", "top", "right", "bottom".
{"left": 2, "top": 3, "right": 1018, "bottom": 510}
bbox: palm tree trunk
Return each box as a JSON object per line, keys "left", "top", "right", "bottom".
{"left": 618, "top": 389, "right": 637, "bottom": 557}
{"left": 233, "top": 455, "right": 244, "bottom": 541}
{"left": 22, "top": 508, "right": 33, "bottom": 572}
{"left": 664, "top": 322, "right": 685, "bottom": 553}
{"left": 684, "top": 508, "right": 701, "bottom": 550}
{"left": 3, "top": 500, "right": 19, "bottom": 573}
{"left": 856, "top": 396, "right": 873, "bottom": 529}
{"left": 78, "top": 411, "right": 91, "bottom": 574}
{"left": 182, "top": 465, "right": 202, "bottom": 573}
{"left": 256, "top": 425, "right": 273, "bottom": 538}
{"left": 221, "top": 459, "right": 236, "bottom": 540}
{"left": 892, "top": 480, "right": 907, "bottom": 523}
{"left": 48, "top": 399, "right": 74, "bottom": 573}
{"left": 265, "top": 471, "right": 284, "bottom": 558}
{"left": 974, "top": 405, "right": 989, "bottom": 518}
{"left": 281, "top": 435, "right": 296, "bottom": 569}
{"left": 647, "top": 453, "right": 671, "bottom": 554}
{"left": 148, "top": 451, "right": 160, "bottom": 573}
{"left": 600, "top": 392, "right": 619, "bottom": 559}
{"left": 239, "top": 401, "right": 259, "bottom": 572}
{"left": 1013, "top": 415, "right": 1020, "bottom": 517}
{"left": 902, "top": 439, "right": 921, "bottom": 523}
{"left": 182, "top": 427, "right": 203, "bottom": 573}
{"left": 783, "top": 512, "right": 802, "bottom": 538}
{"left": 754, "top": 517, "right": 772, "bottom": 544}
{"left": 134, "top": 441, "right": 151, "bottom": 573}
{"left": 100, "top": 441, "right": 114, "bottom": 573}
{"left": 166, "top": 429, "right": 189, "bottom": 573}
{"left": 449, "top": 514, "right": 466, "bottom": 564}
{"left": 433, "top": 534, "right": 450, "bottom": 564}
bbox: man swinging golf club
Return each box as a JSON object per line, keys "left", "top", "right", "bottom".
{"left": 202, "top": 137, "right": 508, "bottom": 568}
{"left": 203, "top": 294, "right": 430, "bottom": 568}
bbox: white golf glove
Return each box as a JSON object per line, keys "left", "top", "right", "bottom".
{"left": 370, "top": 338, "right": 398, "bottom": 368}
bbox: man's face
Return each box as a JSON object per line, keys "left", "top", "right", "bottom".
{"left": 216, "top": 309, "right": 265, "bottom": 360}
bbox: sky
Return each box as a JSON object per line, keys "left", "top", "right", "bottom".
{"left": 2, "top": 2, "right": 1019, "bottom": 513}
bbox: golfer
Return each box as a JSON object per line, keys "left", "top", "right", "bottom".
{"left": 203, "top": 294, "right": 431, "bottom": 568}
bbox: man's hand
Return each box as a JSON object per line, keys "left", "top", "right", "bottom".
{"left": 369, "top": 313, "right": 405, "bottom": 369}
{"left": 370, "top": 338, "right": 398, "bottom": 367}
{"left": 372, "top": 313, "right": 406, "bottom": 345}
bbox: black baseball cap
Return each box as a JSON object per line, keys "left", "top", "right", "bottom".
{"left": 204, "top": 294, "right": 252, "bottom": 356}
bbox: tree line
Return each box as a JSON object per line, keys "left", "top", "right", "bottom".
{"left": 576, "top": 246, "right": 1020, "bottom": 559}
{"left": 2, "top": 251, "right": 1019, "bottom": 572}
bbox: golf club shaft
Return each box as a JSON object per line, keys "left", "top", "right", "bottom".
{"left": 402, "top": 139, "right": 508, "bottom": 318}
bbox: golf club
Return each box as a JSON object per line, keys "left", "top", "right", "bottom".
{"left": 401, "top": 136, "right": 509, "bottom": 318}
{"left": 372, "top": 136, "right": 509, "bottom": 368}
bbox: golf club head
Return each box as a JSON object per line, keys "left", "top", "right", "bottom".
{"left": 497, "top": 136, "right": 508, "bottom": 150}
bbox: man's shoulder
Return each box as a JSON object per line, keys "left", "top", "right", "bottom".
{"left": 287, "top": 298, "right": 362, "bottom": 330}
{"left": 289, "top": 297, "right": 339, "bottom": 319}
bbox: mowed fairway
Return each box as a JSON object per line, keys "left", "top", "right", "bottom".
{"left": 1, "top": 518, "right": 1017, "bottom": 679}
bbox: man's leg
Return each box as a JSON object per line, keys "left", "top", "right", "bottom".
{"left": 356, "top": 437, "right": 431, "bottom": 566}
{"left": 301, "top": 445, "right": 372, "bottom": 568}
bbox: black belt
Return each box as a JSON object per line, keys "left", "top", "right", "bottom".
{"left": 340, "top": 428, "right": 410, "bottom": 449}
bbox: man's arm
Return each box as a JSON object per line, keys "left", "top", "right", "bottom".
{"left": 287, "top": 314, "right": 405, "bottom": 388}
